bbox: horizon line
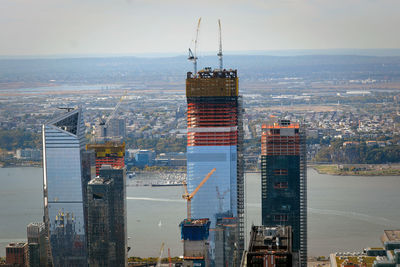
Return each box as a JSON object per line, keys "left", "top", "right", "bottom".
{"left": 2, "top": 48, "right": 400, "bottom": 60}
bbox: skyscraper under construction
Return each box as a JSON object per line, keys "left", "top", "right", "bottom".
{"left": 261, "top": 119, "right": 307, "bottom": 267}
{"left": 186, "top": 67, "right": 244, "bottom": 263}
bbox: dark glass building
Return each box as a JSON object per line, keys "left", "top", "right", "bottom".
{"left": 98, "top": 165, "right": 127, "bottom": 266}
{"left": 87, "top": 178, "right": 116, "bottom": 266}
{"left": 186, "top": 67, "right": 244, "bottom": 262}
{"left": 261, "top": 119, "right": 307, "bottom": 267}
{"left": 42, "top": 108, "right": 88, "bottom": 266}
{"left": 27, "top": 222, "right": 48, "bottom": 266}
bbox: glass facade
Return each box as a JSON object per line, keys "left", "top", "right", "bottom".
{"left": 87, "top": 178, "right": 116, "bottom": 267}
{"left": 186, "top": 68, "right": 244, "bottom": 265}
{"left": 98, "top": 166, "right": 127, "bottom": 267}
{"left": 42, "top": 108, "right": 88, "bottom": 266}
{"left": 261, "top": 120, "right": 307, "bottom": 267}
{"left": 187, "top": 145, "right": 238, "bottom": 224}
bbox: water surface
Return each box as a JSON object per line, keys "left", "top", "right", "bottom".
{"left": 0, "top": 167, "right": 399, "bottom": 257}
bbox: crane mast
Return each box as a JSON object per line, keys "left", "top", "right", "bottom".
{"left": 217, "top": 19, "right": 223, "bottom": 70}
{"left": 188, "top": 18, "right": 201, "bottom": 75}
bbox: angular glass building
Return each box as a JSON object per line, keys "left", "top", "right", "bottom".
{"left": 261, "top": 119, "right": 307, "bottom": 267}
{"left": 42, "top": 108, "right": 88, "bottom": 266}
{"left": 186, "top": 68, "right": 244, "bottom": 263}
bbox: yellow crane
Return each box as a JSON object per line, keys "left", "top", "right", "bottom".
{"left": 182, "top": 168, "right": 216, "bottom": 220}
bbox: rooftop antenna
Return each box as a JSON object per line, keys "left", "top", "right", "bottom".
{"left": 217, "top": 19, "right": 223, "bottom": 70}
{"left": 188, "top": 18, "right": 201, "bottom": 75}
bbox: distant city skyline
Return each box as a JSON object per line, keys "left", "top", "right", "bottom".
{"left": 1, "top": 0, "right": 400, "bottom": 56}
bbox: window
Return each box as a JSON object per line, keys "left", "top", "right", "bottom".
{"left": 273, "top": 169, "right": 288, "bottom": 176}
{"left": 274, "top": 182, "right": 288, "bottom": 189}
{"left": 274, "top": 214, "right": 288, "bottom": 221}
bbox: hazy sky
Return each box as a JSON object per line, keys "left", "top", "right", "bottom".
{"left": 1, "top": 0, "right": 400, "bottom": 56}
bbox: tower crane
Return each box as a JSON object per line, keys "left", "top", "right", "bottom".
{"left": 217, "top": 19, "right": 223, "bottom": 70}
{"left": 156, "top": 242, "right": 165, "bottom": 267}
{"left": 99, "top": 90, "right": 127, "bottom": 138}
{"left": 182, "top": 168, "right": 216, "bottom": 220}
{"left": 188, "top": 18, "right": 201, "bottom": 75}
{"left": 168, "top": 248, "right": 172, "bottom": 267}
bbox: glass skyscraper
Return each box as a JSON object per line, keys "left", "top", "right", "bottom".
{"left": 261, "top": 119, "right": 307, "bottom": 267}
{"left": 42, "top": 108, "right": 88, "bottom": 266}
{"left": 98, "top": 166, "right": 127, "bottom": 267}
{"left": 186, "top": 68, "right": 244, "bottom": 264}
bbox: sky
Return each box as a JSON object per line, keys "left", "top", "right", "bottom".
{"left": 1, "top": 0, "right": 400, "bottom": 56}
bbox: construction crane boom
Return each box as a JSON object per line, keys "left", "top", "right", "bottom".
{"left": 217, "top": 19, "right": 223, "bottom": 70}
{"left": 99, "top": 90, "right": 127, "bottom": 138}
{"left": 182, "top": 168, "right": 216, "bottom": 220}
{"left": 104, "top": 90, "right": 127, "bottom": 127}
{"left": 188, "top": 18, "right": 201, "bottom": 75}
{"left": 156, "top": 242, "right": 165, "bottom": 267}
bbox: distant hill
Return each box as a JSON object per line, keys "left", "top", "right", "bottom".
{"left": 1, "top": 53, "right": 400, "bottom": 85}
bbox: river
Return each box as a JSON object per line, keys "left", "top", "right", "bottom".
{"left": 0, "top": 167, "right": 399, "bottom": 257}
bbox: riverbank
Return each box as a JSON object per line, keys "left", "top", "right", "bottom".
{"left": 312, "top": 164, "right": 400, "bottom": 176}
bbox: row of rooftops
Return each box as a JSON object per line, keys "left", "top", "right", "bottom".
{"left": 330, "top": 230, "right": 400, "bottom": 267}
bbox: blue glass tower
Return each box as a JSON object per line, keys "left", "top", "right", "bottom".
{"left": 42, "top": 108, "right": 88, "bottom": 266}
{"left": 186, "top": 68, "right": 244, "bottom": 264}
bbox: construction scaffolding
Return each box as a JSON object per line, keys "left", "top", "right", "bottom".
{"left": 186, "top": 67, "right": 245, "bottom": 263}
{"left": 242, "top": 225, "right": 293, "bottom": 267}
{"left": 86, "top": 142, "right": 125, "bottom": 176}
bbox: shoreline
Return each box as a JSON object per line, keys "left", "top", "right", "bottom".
{"left": 311, "top": 164, "right": 400, "bottom": 176}
{"left": 3, "top": 163, "right": 400, "bottom": 177}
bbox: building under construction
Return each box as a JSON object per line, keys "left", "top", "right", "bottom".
{"left": 86, "top": 141, "right": 125, "bottom": 176}
{"left": 261, "top": 119, "right": 307, "bottom": 267}
{"left": 214, "top": 216, "right": 239, "bottom": 267}
{"left": 186, "top": 67, "right": 244, "bottom": 264}
{"left": 242, "top": 225, "right": 293, "bottom": 267}
{"left": 180, "top": 218, "right": 211, "bottom": 267}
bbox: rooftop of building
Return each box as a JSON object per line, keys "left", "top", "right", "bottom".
{"left": 27, "top": 222, "right": 44, "bottom": 227}
{"left": 89, "top": 177, "right": 112, "bottom": 185}
{"left": 181, "top": 218, "right": 210, "bottom": 226}
{"left": 187, "top": 67, "right": 237, "bottom": 79}
{"left": 248, "top": 225, "right": 292, "bottom": 253}
{"left": 382, "top": 230, "right": 400, "bottom": 242}
{"left": 330, "top": 252, "right": 377, "bottom": 267}
{"left": 262, "top": 119, "right": 300, "bottom": 129}
{"left": 7, "top": 242, "right": 27, "bottom": 248}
